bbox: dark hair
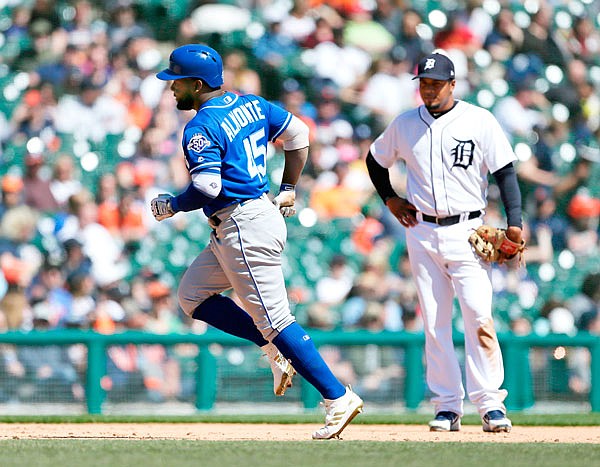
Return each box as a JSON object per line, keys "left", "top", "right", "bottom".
{"left": 582, "top": 273, "right": 600, "bottom": 299}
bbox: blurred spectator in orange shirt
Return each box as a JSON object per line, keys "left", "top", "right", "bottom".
{"left": 118, "top": 190, "right": 147, "bottom": 244}
{"left": 96, "top": 172, "right": 120, "bottom": 235}
{"left": 566, "top": 191, "right": 600, "bottom": 257}
{"left": 0, "top": 175, "right": 25, "bottom": 221}
{"left": 310, "top": 161, "right": 369, "bottom": 220}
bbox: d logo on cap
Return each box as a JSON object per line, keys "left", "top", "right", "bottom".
{"left": 424, "top": 58, "right": 436, "bottom": 70}
{"left": 413, "top": 52, "right": 455, "bottom": 81}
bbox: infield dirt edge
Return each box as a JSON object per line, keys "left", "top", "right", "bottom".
{"left": 0, "top": 423, "right": 598, "bottom": 443}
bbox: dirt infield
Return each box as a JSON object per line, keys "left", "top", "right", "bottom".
{"left": 1, "top": 423, "right": 599, "bottom": 443}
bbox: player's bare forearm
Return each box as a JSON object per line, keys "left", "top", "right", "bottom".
{"left": 281, "top": 147, "right": 308, "bottom": 185}
{"left": 553, "top": 160, "right": 590, "bottom": 195}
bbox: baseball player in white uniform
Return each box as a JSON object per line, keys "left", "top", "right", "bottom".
{"left": 366, "top": 52, "right": 523, "bottom": 432}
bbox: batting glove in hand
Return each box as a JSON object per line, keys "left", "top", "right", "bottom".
{"left": 151, "top": 193, "right": 175, "bottom": 221}
{"left": 273, "top": 184, "right": 296, "bottom": 217}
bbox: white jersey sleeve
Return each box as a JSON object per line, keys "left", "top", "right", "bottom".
{"left": 369, "top": 116, "right": 402, "bottom": 168}
{"left": 480, "top": 108, "right": 517, "bottom": 173}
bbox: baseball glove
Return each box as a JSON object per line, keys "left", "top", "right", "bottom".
{"left": 468, "top": 225, "right": 526, "bottom": 265}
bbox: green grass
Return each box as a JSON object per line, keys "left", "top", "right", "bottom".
{"left": 0, "top": 440, "right": 598, "bottom": 467}
{"left": 0, "top": 413, "right": 598, "bottom": 426}
{"left": 1, "top": 415, "right": 597, "bottom": 467}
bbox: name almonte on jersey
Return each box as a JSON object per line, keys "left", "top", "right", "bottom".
{"left": 220, "top": 100, "right": 266, "bottom": 142}
{"left": 183, "top": 92, "right": 291, "bottom": 216}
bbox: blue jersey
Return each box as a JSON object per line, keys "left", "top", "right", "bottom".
{"left": 182, "top": 92, "right": 292, "bottom": 217}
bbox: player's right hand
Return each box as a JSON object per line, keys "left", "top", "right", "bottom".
{"left": 151, "top": 193, "right": 175, "bottom": 221}
{"left": 386, "top": 196, "right": 418, "bottom": 227}
{"left": 273, "top": 190, "right": 296, "bottom": 217}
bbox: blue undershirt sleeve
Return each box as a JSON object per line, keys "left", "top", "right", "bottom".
{"left": 170, "top": 183, "right": 215, "bottom": 213}
{"left": 492, "top": 162, "right": 523, "bottom": 228}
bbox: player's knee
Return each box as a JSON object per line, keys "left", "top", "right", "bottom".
{"left": 270, "top": 313, "right": 296, "bottom": 335}
{"left": 177, "top": 286, "right": 202, "bottom": 317}
{"left": 477, "top": 318, "right": 499, "bottom": 350}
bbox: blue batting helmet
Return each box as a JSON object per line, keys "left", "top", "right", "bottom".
{"left": 156, "top": 44, "right": 224, "bottom": 88}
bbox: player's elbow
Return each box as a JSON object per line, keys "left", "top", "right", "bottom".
{"left": 282, "top": 116, "right": 310, "bottom": 151}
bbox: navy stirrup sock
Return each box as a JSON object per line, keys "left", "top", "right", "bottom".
{"left": 192, "top": 295, "right": 268, "bottom": 347}
{"left": 193, "top": 297, "right": 345, "bottom": 399}
{"left": 273, "top": 322, "right": 345, "bottom": 400}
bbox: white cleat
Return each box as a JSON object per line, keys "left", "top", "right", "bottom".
{"left": 428, "top": 411, "right": 461, "bottom": 432}
{"left": 312, "top": 385, "right": 364, "bottom": 440}
{"left": 262, "top": 343, "right": 295, "bottom": 396}
{"left": 482, "top": 410, "right": 512, "bottom": 433}
{"left": 270, "top": 351, "right": 296, "bottom": 396}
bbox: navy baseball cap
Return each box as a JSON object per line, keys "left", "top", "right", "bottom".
{"left": 412, "top": 53, "right": 455, "bottom": 81}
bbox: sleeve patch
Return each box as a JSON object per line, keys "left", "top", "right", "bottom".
{"left": 187, "top": 133, "right": 211, "bottom": 154}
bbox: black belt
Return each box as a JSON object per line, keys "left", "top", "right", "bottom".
{"left": 421, "top": 210, "right": 481, "bottom": 226}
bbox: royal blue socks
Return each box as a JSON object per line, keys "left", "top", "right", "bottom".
{"left": 273, "top": 322, "right": 345, "bottom": 399}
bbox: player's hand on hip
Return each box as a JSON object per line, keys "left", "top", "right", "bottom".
{"left": 386, "top": 196, "right": 418, "bottom": 227}
{"left": 273, "top": 184, "right": 296, "bottom": 217}
{"left": 151, "top": 193, "right": 175, "bottom": 221}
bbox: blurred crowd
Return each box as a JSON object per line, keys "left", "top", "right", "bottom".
{"left": 0, "top": 0, "right": 599, "bottom": 403}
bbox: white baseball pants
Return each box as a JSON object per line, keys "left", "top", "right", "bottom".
{"left": 406, "top": 217, "right": 508, "bottom": 417}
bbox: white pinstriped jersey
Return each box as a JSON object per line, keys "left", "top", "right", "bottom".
{"left": 370, "top": 100, "right": 516, "bottom": 217}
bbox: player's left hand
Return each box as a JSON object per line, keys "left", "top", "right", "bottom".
{"left": 273, "top": 185, "right": 296, "bottom": 217}
{"left": 505, "top": 226, "right": 522, "bottom": 245}
{"left": 469, "top": 225, "right": 526, "bottom": 265}
{"left": 151, "top": 193, "right": 175, "bottom": 221}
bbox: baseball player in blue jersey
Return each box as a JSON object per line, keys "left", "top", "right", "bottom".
{"left": 151, "top": 44, "right": 362, "bottom": 439}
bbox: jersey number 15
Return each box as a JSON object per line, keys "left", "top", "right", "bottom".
{"left": 243, "top": 128, "right": 267, "bottom": 180}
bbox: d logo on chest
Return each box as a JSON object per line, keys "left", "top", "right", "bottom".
{"left": 451, "top": 138, "right": 475, "bottom": 169}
